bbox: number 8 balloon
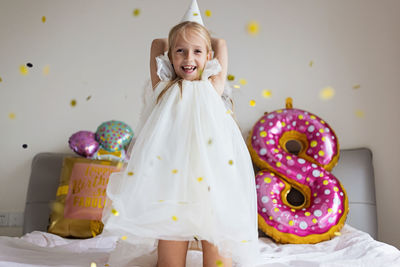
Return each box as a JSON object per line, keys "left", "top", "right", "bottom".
{"left": 247, "top": 98, "right": 348, "bottom": 244}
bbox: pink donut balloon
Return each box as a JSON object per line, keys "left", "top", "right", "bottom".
{"left": 247, "top": 98, "right": 348, "bottom": 244}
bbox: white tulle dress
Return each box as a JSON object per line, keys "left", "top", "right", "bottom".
{"left": 102, "top": 52, "right": 259, "bottom": 266}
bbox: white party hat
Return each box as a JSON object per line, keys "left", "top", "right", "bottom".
{"left": 181, "top": 0, "right": 204, "bottom": 26}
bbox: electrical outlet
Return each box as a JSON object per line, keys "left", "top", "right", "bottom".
{"left": 0, "top": 213, "right": 9, "bottom": 226}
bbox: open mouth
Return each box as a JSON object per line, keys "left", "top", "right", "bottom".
{"left": 181, "top": 65, "right": 197, "bottom": 74}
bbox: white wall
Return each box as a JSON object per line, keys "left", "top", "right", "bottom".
{"left": 0, "top": 0, "right": 399, "bottom": 248}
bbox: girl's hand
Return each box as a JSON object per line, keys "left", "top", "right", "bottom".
{"left": 150, "top": 38, "right": 168, "bottom": 88}
{"left": 209, "top": 38, "right": 228, "bottom": 96}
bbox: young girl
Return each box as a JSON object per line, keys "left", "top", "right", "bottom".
{"left": 102, "top": 20, "right": 258, "bottom": 267}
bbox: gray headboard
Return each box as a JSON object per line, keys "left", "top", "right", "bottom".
{"left": 23, "top": 148, "right": 377, "bottom": 239}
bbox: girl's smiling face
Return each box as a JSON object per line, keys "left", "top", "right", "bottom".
{"left": 171, "top": 30, "right": 211, "bottom": 81}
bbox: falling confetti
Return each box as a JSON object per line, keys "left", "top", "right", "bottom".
{"left": 239, "top": 78, "right": 247, "bottom": 85}
{"left": 226, "top": 109, "right": 232, "bottom": 114}
{"left": 352, "top": 84, "right": 360, "bottom": 89}
{"left": 70, "top": 99, "right": 77, "bottom": 107}
{"left": 205, "top": 10, "right": 212, "bottom": 17}
{"left": 111, "top": 209, "right": 119, "bottom": 216}
{"left": 233, "top": 85, "right": 240, "bottom": 89}
{"left": 247, "top": 21, "right": 260, "bottom": 35}
{"left": 197, "top": 177, "right": 203, "bottom": 182}
{"left": 172, "top": 169, "right": 178, "bottom": 174}
{"left": 227, "top": 74, "right": 235, "bottom": 81}
{"left": 249, "top": 100, "right": 256, "bottom": 106}
{"left": 86, "top": 95, "right": 92, "bottom": 101}
{"left": 127, "top": 171, "right": 134, "bottom": 176}
{"left": 216, "top": 260, "right": 224, "bottom": 267}
{"left": 319, "top": 87, "right": 335, "bottom": 100}
{"left": 156, "top": 155, "right": 162, "bottom": 160}
{"left": 172, "top": 216, "right": 178, "bottom": 221}
{"left": 90, "top": 262, "right": 97, "bottom": 267}
{"left": 42, "top": 16, "right": 46, "bottom": 23}
{"left": 8, "top": 113, "right": 16, "bottom": 119}
{"left": 121, "top": 236, "right": 127, "bottom": 240}
{"left": 355, "top": 110, "right": 365, "bottom": 118}
{"left": 309, "top": 60, "right": 314, "bottom": 67}
{"left": 20, "top": 65, "right": 28, "bottom": 75}
{"left": 133, "top": 8, "right": 141, "bottom": 16}
{"left": 228, "top": 160, "right": 234, "bottom": 165}
{"left": 262, "top": 89, "right": 272, "bottom": 98}
{"left": 0, "top": 76, "right": 2, "bottom": 82}
{"left": 26, "top": 63, "right": 33, "bottom": 68}
{"left": 22, "top": 144, "right": 28, "bottom": 149}
{"left": 43, "top": 65, "right": 50, "bottom": 75}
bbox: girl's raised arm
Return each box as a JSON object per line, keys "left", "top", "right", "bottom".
{"left": 209, "top": 38, "right": 228, "bottom": 96}
{"left": 150, "top": 38, "right": 168, "bottom": 88}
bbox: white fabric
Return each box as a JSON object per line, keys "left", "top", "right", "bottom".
{"left": 0, "top": 225, "right": 399, "bottom": 266}
{"left": 102, "top": 61, "right": 259, "bottom": 265}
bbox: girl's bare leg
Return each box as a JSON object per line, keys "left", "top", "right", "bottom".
{"left": 157, "top": 240, "right": 189, "bottom": 267}
{"left": 201, "top": 240, "right": 232, "bottom": 267}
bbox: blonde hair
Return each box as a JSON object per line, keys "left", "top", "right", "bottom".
{"left": 156, "top": 21, "right": 212, "bottom": 104}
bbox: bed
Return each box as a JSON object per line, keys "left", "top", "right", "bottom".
{"left": 0, "top": 148, "right": 399, "bottom": 266}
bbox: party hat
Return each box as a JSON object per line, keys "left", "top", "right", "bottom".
{"left": 181, "top": 0, "right": 204, "bottom": 26}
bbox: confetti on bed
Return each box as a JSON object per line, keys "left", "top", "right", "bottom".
{"left": 319, "top": 87, "right": 335, "bottom": 100}
{"left": 262, "top": 89, "right": 272, "bottom": 98}
{"left": 247, "top": 21, "right": 260, "bottom": 35}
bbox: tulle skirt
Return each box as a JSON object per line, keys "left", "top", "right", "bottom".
{"left": 102, "top": 80, "right": 259, "bottom": 266}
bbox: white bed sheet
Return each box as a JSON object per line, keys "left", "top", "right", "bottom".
{"left": 0, "top": 224, "right": 399, "bottom": 267}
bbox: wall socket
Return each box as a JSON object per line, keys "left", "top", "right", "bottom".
{"left": 0, "top": 212, "right": 23, "bottom": 227}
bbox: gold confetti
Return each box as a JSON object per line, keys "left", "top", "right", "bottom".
{"left": 111, "top": 209, "right": 119, "bottom": 216}
{"left": 205, "top": 10, "right": 212, "bottom": 17}
{"left": 352, "top": 84, "right": 360, "bottom": 89}
{"left": 133, "top": 8, "right": 141, "bottom": 16}
{"left": 216, "top": 260, "right": 224, "bottom": 267}
{"left": 86, "top": 95, "right": 92, "bottom": 101}
{"left": 355, "top": 110, "right": 365, "bottom": 118}
{"left": 70, "top": 99, "right": 77, "bottom": 107}
{"left": 319, "top": 87, "right": 335, "bottom": 100}
{"left": 228, "top": 160, "right": 234, "bottom": 165}
{"left": 309, "top": 60, "right": 314, "bottom": 67}
{"left": 127, "top": 171, "right": 134, "bottom": 176}
{"left": 227, "top": 74, "right": 235, "bottom": 81}
{"left": 8, "top": 113, "right": 16, "bottom": 119}
{"left": 226, "top": 109, "right": 232, "bottom": 114}
{"left": 247, "top": 21, "right": 260, "bottom": 35}
{"left": 90, "top": 262, "right": 97, "bottom": 267}
{"left": 105, "top": 264, "right": 109, "bottom": 266}
{"left": 158, "top": 200, "right": 164, "bottom": 202}
{"left": 197, "top": 177, "right": 203, "bottom": 182}
{"left": 172, "top": 169, "right": 178, "bottom": 174}
{"left": 121, "top": 236, "right": 127, "bottom": 240}
{"left": 42, "top": 16, "right": 46, "bottom": 23}
{"left": 262, "top": 89, "right": 272, "bottom": 98}
{"left": 156, "top": 155, "right": 162, "bottom": 160}
{"left": 233, "top": 84, "right": 240, "bottom": 89}
{"left": 20, "top": 65, "right": 28, "bottom": 75}
{"left": 249, "top": 99, "right": 256, "bottom": 106}
{"left": 194, "top": 235, "right": 199, "bottom": 241}
{"left": 172, "top": 216, "right": 178, "bottom": 221}
{"left": 0, "top": 76, "right": 3, "bottom": 82}
{"left": 208, "top": 138, "right": 213, "bottom": 145}
{"left": 334, "top": 231, "right": 341, "bottom": 236}
{"left": 42, "top": 65, "right": 50, "bottom": 75}
{"left": 239, "top": 78, "right": 247, "bottom": 85}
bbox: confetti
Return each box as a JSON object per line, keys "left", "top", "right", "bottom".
{"left": 309, "top": 60, "right": 314, "bottom": 67}
{"left": 127, "top": 171, "right": 134, "bottom": 176}
{"left": 319, "top": 87, "right": 335, "bottom": 100}
{"left": 239, "top": 78, "right": 247, "bottom": 85}
{"left": 227, "top": 74, "right": 235, "bottom": 81}
{"left": 90, "top": 262, "right": 97, "bottom": 267}
{"left": 172, "top": 216, "right": 178, "bottom": 221}
{"left": 133, "top": 8, "right": 141, "bottom": 16}
{"left": 42, "top": 16, "right": 46, "bottom": 23}
{"left": 197, "top": 177, "right": 203, "bottom": 182}
{"left": 334, "top": 232, "right": 341, "bottom": 236}
{"left": 43, "top": 65, "right": 50, "bottom": 75}
{"left": 233, "top": 85, "right": 240, "bottom": 89}
{"left": 70, "top": 99, "right": 77, "bottom": 107}
{"left": 205, "top": 10, "right": 212, "bottom": 17}
{"left": 352, "top": 84, "right": 360, "bottom": 89}
{"left": 194, "top": 235, "right": 199, "bottom": 241}
{"left": 8, "top": 113, "right": 16, "bottom": 119}
{"left": 247, "top": 21, "right": 260, "bottom": 35}
{"left": 121, "top": 236, "right": 127, "bottom": 240}
{"left": 26, "top": 63, "right": 33, "bottom": 68}
{"left": 262, "top": 89, "right": 272, "bottom": 98}
{"left": 22, "top": 144, "right": 28, "bottom": 149}
{"left": 226, "top": 109, "right": 232, "bottom": 114}
{"left": 20, "top": 65, "right": 28, "bottom": 75}
{"left": 86, "top": 95, "right": 92, "bottom": 101}
{"left": 208, "top": 138, "right": 213, "bottom": 145}
{"left": 156, "top": 155, "right": 162, "bottom": 160}
{"left": 355, "top": 110, "right": 365, "bottom": 118}
{"left": 0, "top": 76, "right": 2, "bottom": 82}
{"left": 172, "top": 169, "right": 178, "bottom": 174}
{"left": 216, "top": 260, "right": 224, "bottom": 267}
{"left": 228, "top": 160, "right": 234, "bottom": 165}
{"left": 111, "top": 209, "right": 119, "bottom": 216}
{"left": 249, "top": 100, "right": 256, "bottom": 106}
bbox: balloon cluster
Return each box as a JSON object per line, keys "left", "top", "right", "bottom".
{"left": 68, "top": 120, "right": 134, "bottom": 162}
